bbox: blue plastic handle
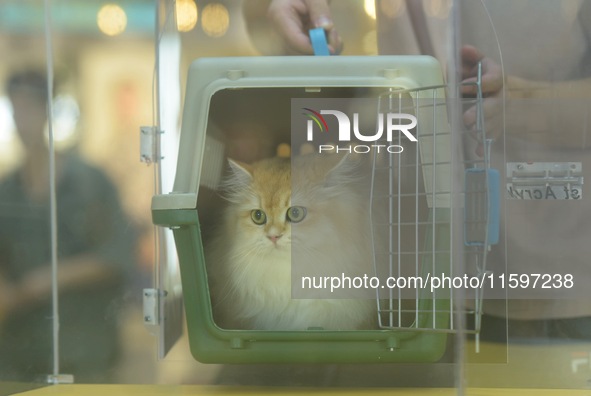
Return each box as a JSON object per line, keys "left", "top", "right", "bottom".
{"left": 309, "top": 27, "right": 330, "bottom": 56}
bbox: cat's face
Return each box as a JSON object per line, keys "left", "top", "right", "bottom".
{"left": 224, "top": 157, "right": 294, "bottom": 253}
{"left": 223, "top": 155, "right": 358, "bottom": 257}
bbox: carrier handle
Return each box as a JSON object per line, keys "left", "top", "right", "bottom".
{"left": 309, "top": 27, "right": 330, "bottom": 56}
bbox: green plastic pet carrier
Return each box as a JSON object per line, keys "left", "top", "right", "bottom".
{"left": 151, "top": 55, "right": 495, "bottom": 364}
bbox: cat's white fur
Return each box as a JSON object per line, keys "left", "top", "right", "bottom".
{"left": 206, "top": 154, "right": 375, "bottom": 330}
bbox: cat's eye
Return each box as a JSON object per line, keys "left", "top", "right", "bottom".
{"left": 250, "top": 209, "right": 267, "bottom": 225}
{"left": 286, "top": 206, "right": 307, "bottom": 223}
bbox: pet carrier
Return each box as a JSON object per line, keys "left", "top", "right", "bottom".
{"left": 151, "top": 54, "right": 497, "bottom": 363}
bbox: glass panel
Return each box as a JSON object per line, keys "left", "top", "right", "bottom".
{"left": 0, "top": 2, "right": 63, "bottom": 388}
{"left": 152, "top": 0, "right": 184, "bottom": 359}
{"left": 0, "top": 65, "right": 54, "bottom": 386}
{"left": 53, "top": 0, "right": 154, "bottom": 384}
{"left": 0, "top": 0, "right": 155, "bottom": 386}
{"left": 460, "top": 0, "right": 591, "bottom": 391}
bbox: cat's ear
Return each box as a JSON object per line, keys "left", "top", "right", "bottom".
{"left": 227, "top": 158, "right": 253, "bottom": 185}
{"left": 220, "top": 159, "right": 254, "bottom": 202}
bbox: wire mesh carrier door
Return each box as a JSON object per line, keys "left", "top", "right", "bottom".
{"left": 369, "top": 64, "right": 498, "bottom": 346}
{"left": 151, "top": 56, "right": 496, "bottom": 363}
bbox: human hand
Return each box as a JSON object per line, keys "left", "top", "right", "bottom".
{"left": 460, "top": 45, "right": 503, "bottom": 157}
{"left": 267, "top": 0, "right": 343, "bottom": 55}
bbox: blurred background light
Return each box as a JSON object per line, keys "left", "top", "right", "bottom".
{"left": 364, "top": 0, "right": 376, "bottom": 19}
{"left": 50, "top": 94, "right": 80, "bottom": 150}
{"left": 201, "top": 3, "right": 229, "bottom": 38}
{"left": 97, "top": 3, "right": 127, "bottom": 36}
{"left": 176, "top": 0, "right": 198, "bottom": 32}
{"left": 0, "top": 96, "right": 16, "bottom": 144}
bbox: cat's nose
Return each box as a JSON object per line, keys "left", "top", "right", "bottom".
{"left": 267, "top": 234, "right": 283, "bottom": 244}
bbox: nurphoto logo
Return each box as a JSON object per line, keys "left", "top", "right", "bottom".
{"left": 302, "top": 107, "right": 418, "bottom": 154}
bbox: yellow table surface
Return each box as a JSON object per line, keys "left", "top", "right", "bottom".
{"left": 10, "top": 385, "right": 591, "bottom": 396}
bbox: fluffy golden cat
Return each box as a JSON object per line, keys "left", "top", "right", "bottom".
{"left": 206, "top": 154, "right": 375, "bottom": 330}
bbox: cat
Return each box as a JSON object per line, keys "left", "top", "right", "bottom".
{"left": 205, "top": 153, "right": 375, "bottom": 331}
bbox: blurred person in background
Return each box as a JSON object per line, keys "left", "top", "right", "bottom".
{"left": 0, "top": 69, "right": 137, "bottom": 383}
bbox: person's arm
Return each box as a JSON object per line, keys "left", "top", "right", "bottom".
{"left": 0, "top": 162, "right": 135, "bottom": 318}
{"left": 0, "top": 255, "right": 119, "bottom": 318}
